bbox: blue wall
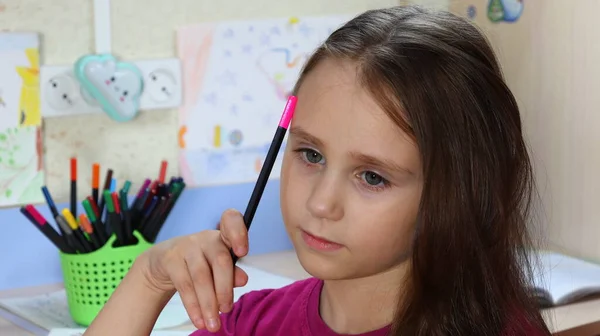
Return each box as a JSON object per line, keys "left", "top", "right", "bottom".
{"left": 0, "top": 181, "right": 292, "bottom": 290}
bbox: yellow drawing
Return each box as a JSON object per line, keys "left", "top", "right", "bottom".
{"left": 15, "top": 47, "right": 41, "bottom": 126}
{"left": 288, "top": 16, "right": 300, "bottom": 25}
{"left": 213, "top": 125, "right": 222, "bottom": 148}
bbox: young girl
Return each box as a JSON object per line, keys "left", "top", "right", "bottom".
{"left": 85, "top": 5, "right": 551, "bottom": 336}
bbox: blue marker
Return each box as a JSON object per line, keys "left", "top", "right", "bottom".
{"left": 41, "top": 186, "right": 68, "bottom": 239}
{"left": 41, "top": 186, "right": 59, "bottom": 218}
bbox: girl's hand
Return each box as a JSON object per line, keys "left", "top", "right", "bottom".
{"left": 137, "top": 209, "right": 249, "bottom": 332}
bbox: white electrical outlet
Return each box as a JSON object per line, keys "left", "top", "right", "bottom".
{"left": 40, "top": 58, "right": 182, "bottom": 119}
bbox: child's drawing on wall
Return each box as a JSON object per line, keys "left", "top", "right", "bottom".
{"left": 176, "top": 16, "right": 348, "bottom": 187}
{"left": 16, "top": 47, "right": 41, "bottom": 126}
{"left": 0, "top": 33, "right": 44, "bottom": 207}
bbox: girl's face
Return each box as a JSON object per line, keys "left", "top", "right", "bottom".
{"left": 280, "top": 58, "right": 423, "bottom": 280}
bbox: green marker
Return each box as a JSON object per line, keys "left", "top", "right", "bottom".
{"left": 103, "top": 190, "right": 114, "bottom": 213}
{"left": 122, "top": 180, "right": 132, "bottom": 194}
{"left": 82, "top": 198, "right": 107, "bottom": 245}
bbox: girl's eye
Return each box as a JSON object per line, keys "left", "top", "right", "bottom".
{"left": 302, "top": 149, "right": 324, "bottom": 164}
{"left": 360, "top": 171, "right": 386, "bottom": 187}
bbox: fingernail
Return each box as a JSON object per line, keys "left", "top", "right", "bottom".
{"left": 194, "top": 317, "right": 204, "bottom": 328}
{"left": 207, "top": 318, "right": 219, "bottom": 330}
{"left": 235, "top": 246, "right": 246, "bottom": 255}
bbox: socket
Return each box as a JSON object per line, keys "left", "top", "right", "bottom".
{"left": 40, "top": 57, "right": 182, "bottom": 119}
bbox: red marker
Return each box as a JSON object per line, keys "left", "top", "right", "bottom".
{"left": 70, "top": 157, "right": 77, "bottom": 217}
{"left": 158, "top": 160, "right": 167, "bottom": 184}
{"left": 21, "top": 205, "right": 74, "bottom": 254}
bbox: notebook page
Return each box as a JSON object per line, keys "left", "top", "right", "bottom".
{"left": 532, "top": 251, "right": 600, "bottom": 303}
{"left": 0, "top": 263, "right": 296, "bottom": 331}
{"left": 0, "top": 290, "right": 189, "bottom": 330}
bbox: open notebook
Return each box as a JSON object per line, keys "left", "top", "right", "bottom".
{"left": 531, "top": 251, "right": 600, "bottom": 307}
{"left": 0, "top": 263, "right": 296, "bottom": 335}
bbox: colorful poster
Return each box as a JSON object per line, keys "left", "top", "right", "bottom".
{"left": 0, "top": 33, "right": 44, "bottom": 207}
{"left": 177, "top": 16, "right": 349, "bottom": 187}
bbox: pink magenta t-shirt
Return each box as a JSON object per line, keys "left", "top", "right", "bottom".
{"left": 188, "top": 277, "right": 546, "bottom": 336}
{"left": 188, "top": 277, "right": 390, "bottom": 336}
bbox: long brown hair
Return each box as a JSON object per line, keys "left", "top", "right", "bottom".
{"left": 293, "top": 5, "right": 550, "bottom": 336}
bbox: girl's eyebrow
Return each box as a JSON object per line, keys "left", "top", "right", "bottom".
{"left": 290, "top": 126, "right": 413, "bottom": 175}
{"left": 349, "top": 151, "right": 414, "bottom": 176}
{"left": 289, "top": 127, "right": 324, "bottom": 148}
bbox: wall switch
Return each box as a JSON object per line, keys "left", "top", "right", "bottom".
{"left": 41, "top": 57, "right": 182, "bottom": 119}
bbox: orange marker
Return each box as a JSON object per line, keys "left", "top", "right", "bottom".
{"left": 70, "top": 157, "right": 77, "bottom": 217}
{"left": 78, "top": 214, "right": 101, "bottom": 250}
{"left": 92, "top": 163, "right": 100, "bottom": 206}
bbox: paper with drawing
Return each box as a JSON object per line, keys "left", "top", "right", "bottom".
{"left": 0, "top": 32, "right": 44, "bottom": 206}
{"left": 176, "top": 15, "right": 349, "bottom": 186}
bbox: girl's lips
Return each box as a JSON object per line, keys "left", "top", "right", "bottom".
{"left": 301, "top": 230, "right": 344, "bottom": 251}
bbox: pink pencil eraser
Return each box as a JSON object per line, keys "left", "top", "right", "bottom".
{"left": 278, "top": 96, "right": 297, "bottom": 129}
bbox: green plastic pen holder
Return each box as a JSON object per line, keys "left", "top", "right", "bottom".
{"left": 59, "top": 231, "right": 153, "bottom": 326}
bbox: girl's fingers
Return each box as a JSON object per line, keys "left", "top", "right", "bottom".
{"left": 204, "top": 246, "right": 235, "bottom": 313}
{"left": 219, "top": 209, "right": 249, "bottom": 257}
{"left": 166, "top": 258, "right": 204, "bottom": 329}
{"left": 186, "top": 253, "right": 221, "bottom": 332}
{"left": 234, "top": 266, "right": 249, "bottom": 288}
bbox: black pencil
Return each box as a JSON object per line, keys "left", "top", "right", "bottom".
{"left": 230, "top": 96, "right": 297, "bottom": 264}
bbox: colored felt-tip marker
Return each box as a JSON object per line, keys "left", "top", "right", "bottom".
{"left": 40, "top": 186, "right": 67, "bottom": 240}
{"left": 98, "top": 169, "right": 113, "bottom": 218}
{"left": 83, "top": 198, "right": 108, "bottom": 244}
{"left": 231, "top": 96, "right": 297, "bottom": 264}
{"left": 21, "top": 205, "right": 74, "bottom": 254}
{"left": 159, "top": 160, "right": 167, "bottom": 184}
{"left": 92, "top": 163, "right": 100, "bottom": 205}
{"left": 70, "top": 157, "right": 77, "bottom": 217}
{"left": 122, "top": 180, "right": 132, "bottom": 194}
{"left": 79, "top": 214, "right": 101, "bottom": 250}
{"left": 62, "top": 208, "right": 92, "bottom": 253}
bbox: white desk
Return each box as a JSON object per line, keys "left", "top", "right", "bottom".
{"left": 1, "top": 250, "right": 600, "bottom": 335}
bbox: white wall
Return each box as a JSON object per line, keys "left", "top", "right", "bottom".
{"left": 450, "top": 0, "right": 600, "bottom": 261}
